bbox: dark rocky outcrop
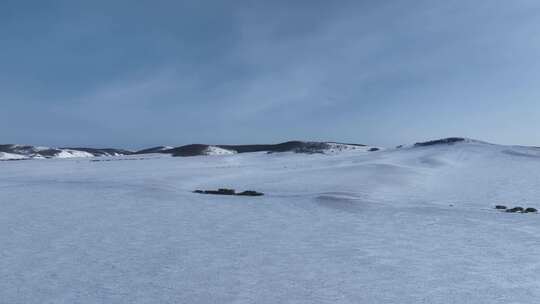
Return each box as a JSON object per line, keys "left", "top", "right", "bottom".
{"left": 499, "top": 206, "right": 537, "bottom": 213}
{"left": 506, "top": 207, "right": 524, "bottom": 213}
{"left": 236, "top": 190, "right": 264, "bottom": 196}
{"left": 193, "top": 188, "right": 236, "bottom": 195}
{"left": 213, "top": 188, "right": 236, "bottom": 195}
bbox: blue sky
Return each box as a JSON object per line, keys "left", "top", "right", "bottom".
{"left": 1, "top": 0, "right": 540, "bottom": 148}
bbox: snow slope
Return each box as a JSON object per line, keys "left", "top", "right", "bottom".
{"left": 0, "top": 152, "right": 28, "bottom": 160}
{"left": 1, "top": 139, "right": 540, "bottom": 303}
{"left": 54, "top": 149, "right": 95, "bottom": 158}
{"left": 325, "top": 142, "right": 380, "bottom": 153}
{"left": 0, "top": 144, "right": 132, "bottom": 160}
{"left": 204, "top": 145, "right": 237, "bottom": 155}
{"left": 165, "top": 141, "right": 379, "bottom": 157}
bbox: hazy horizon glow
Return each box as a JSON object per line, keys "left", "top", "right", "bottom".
{"left": 2, "top": 0, "right": 540, "bottom": 149}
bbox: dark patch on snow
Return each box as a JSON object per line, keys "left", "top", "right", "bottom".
{"left": 169, "top": 144, "right": 211, "bottom": 157}
{"left": 169, "top": 141, "right": 333, "bottom": 157}
{"left": 193, "top": 189, "right": 264, "bottom": 196}
{"left": 499, "top": 206, "right": 537, "bottom": 213}
{"left": 37, "top": 149, "right": 63, "bottom": 157}
{"left": 414, "top": 137, "right": 465, "bottom": 147}
{"left": 62, "top": 147, "right": 133, "bottom": 156}
{"left": 167, "top": 141, "right": 371, "bottom": 157}
{"left": 134, "top": 146, "right": 173, "bottom": 154}
{"left": 219, "top": 141, "right": 330, "bottom": 154}
{"left": 506, "top": 207, "right": 524, "bottom": 213}
{"left": 236, "top": 190, "right": 264, "bottom": 196}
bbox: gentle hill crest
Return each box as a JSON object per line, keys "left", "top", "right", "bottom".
{"left": 2, "top": 138, "right": 536, "bottom": 161}
{"left": 0, "top": 141, "right": 378, "bottom": 160}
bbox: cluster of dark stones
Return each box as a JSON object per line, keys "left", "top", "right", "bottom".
{"left": 193, "top": 188, "right": 264, "bottom": 196}
{"left": 495, "top": 205, "right": 538, "bottom": 213}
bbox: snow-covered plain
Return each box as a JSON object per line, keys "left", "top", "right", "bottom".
{"left": 1, "top": 140, "right": 540, "bottom": 303}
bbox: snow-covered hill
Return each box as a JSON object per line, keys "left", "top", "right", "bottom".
{"left": 0, "top": 151, "right": 28, "bottom": 160}
{"left": 134, "top": 146, "right": 174, "bottom": 154}
{"left": 0, "top": 144, "right": 131, "bottom": 160}
{"left": 204, "top": 145, "right": 237, "bottom": 155}
{"left": 0, "top": 141, "right": 377, "bottom": 160}
{"left": 2, "top": 138, "right": 540, "bottom": 303}
{"left": 164, "top": 141, "right": 380, "bottom": 157}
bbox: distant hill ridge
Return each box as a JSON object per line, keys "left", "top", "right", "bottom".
{"left": 158, "top": 141, "right": 370, "bottom": 157}
{"left": 414, "top": 137, "right": 466, "bottom": 147}
{"left": 1, "top": 137, "right": 503, "bottom": 161}
{"left": 0, "top": 144, "right": 133, "bottom": 160}
{"left": 0, "top": 141, "right": 376, "bottom": 160}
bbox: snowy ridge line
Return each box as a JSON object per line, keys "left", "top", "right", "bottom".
{"left": 0, "top": 144, "right": 133, "bottom": 160}
{"left": 2, "top": 140, "right": 381, "bottom": 160}
{"left": 3, "top": 137, "right": 538, "bottom": 161}
{"left": 162, "top": 141, "right": 382, "bottom": 157}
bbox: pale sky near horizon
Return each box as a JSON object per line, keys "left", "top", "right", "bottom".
{"left": 1, "top": 0, "right": 540, "bottom": 149}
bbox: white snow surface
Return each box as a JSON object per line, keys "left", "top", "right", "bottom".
{"left": 0, "top": 145, "right": 110, "bottom": 159}
{"left": 204, "top": 145, "right": 237, "bottom": 155}
{"left": 2, "top": 140, "right": 540, "bottom": 303}
{"left": 0, "top": 152, "right": 28, "bottom": 160}
{"left": 54, "top": 149, "right": 95, "bottom": 158}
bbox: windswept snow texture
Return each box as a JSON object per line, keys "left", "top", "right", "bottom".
{"left": 2, "top": 140, "right": 540, "bottom": 303}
